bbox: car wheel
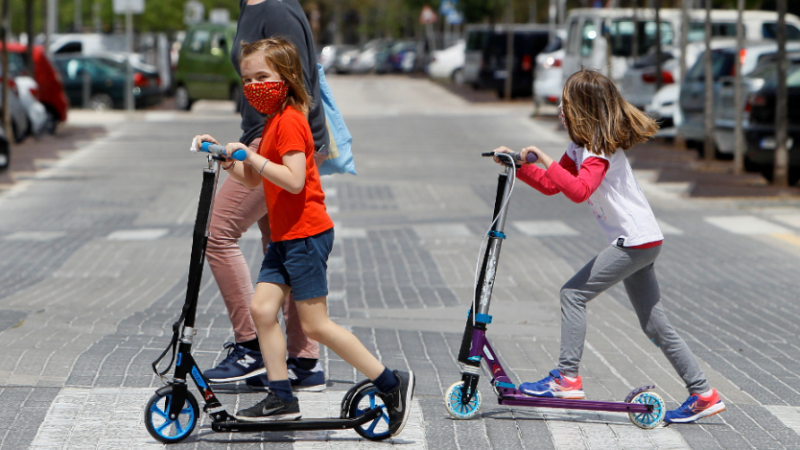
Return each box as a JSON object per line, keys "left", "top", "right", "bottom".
{"left": 452, "top": 68, "right": 465, "bottom": 85}
{"left": 0, "top": 138, "right": 8, "bottom": 171}
{"left": 175, "top": 85, "right": 193, "bottom": 111}
{"left": 759, "top": 165, "right": 774, "bottom": 182}
{"left": 44, "top": 108, "right": 58, "bottom": 135}
{"left": 11, "top": 121, "right": 25, "bottom": 143}
{"left": 90, "top": 93, "right": 114, "bottom": 112}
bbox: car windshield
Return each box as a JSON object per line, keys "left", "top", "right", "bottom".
{"left": 607, "top": 20, "right": 674, "bottom": 57}
{"left": 542, "top": 35, "right": 563, "bottom": 53}
{"left": 684, "top": 50, "right": 735, "bottom": 82}
{"left": 466, "top": 30, "right": 490, "bottom": 51}
{"left": 763, "top": 64, "right": 800, "bottom": 89}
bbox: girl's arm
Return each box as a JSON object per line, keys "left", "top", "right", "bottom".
{"left": 224, "top": 143, "right": 306, "bottom": 194}
{"left": 518, "top": 145, "right": 607, "bottom": 202}
{"left": 516, "top": 155, "right": 572, "bottom": 195}
{"left": 544, "top": 156, "right": 609, "bottom": 203}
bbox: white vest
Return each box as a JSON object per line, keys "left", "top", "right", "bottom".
{"left": 566, "top": 142, "right": 664, "bottom": 247}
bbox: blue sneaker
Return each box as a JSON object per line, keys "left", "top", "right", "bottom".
{"left": 204, "top": 342, "right": 265, "bottom": 383}
{"left": 665, "top": 389, "right": 725, "bottom": 423}
{"left": 288, "top": 359, "right": 326, "bottom": 392}
{"left": 519, "top": 369, "right": 585, "bottom": 399}
{"left": 245, "top": 359, "right": 326, "bottom": 392}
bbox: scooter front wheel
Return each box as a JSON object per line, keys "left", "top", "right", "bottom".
{"left": 144, "top": 386, "right": 199, "bottom": 443}
{"left": 627, "top": 390, "right": 665, "bottom": 429}
{"left": 445, "top": 381, "right": 482, "bottom": 420}
{"left": 345, "top": 380, "right": 392, "bottom": 441}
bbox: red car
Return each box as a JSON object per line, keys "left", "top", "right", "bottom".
{"left": 4, "top": 43, "right": 69, "bottom": 134}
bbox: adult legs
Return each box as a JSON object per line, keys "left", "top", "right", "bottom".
{"left": 205, "top": 138, "right": 318, "bottom": 358}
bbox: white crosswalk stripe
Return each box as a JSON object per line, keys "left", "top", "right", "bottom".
{"left": 704, "top": 216, "right": 793, "bottom": 235}
{"left": 107, "top": 229, "right": 169, "bottom": 241}
{"left": 413, "top": 223, "right": 473, "bottom": 239}
{"left": 512, "top": 220, "right": 579, "bottom": 237}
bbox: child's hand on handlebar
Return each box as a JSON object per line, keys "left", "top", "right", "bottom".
{"left": 193, "top": 134, "right": 219, "bottom": 151}
{"left": 521, "top": 145, "right": 553, "bottom": 168}
{"left": 224, "top": 142, "right": 250, "bottom": 160}
{"left": 491, "top": 146, "right": 514, "bottom": 165}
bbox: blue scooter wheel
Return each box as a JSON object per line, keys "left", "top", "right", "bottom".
{"left": 628, "top": 390, "right": 666, "bottom": 429}
{"left": 445, "top": 381, "right": 482, "bottom": 420}
{"left": 347, "top": 382, "right": 392, "bottom": 441}
{"left": 144, "top": 386, "right": 199, "bottom": 443}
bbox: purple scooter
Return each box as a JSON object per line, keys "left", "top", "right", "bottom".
{"left": 444, "top": 151, "right": 666, "bottom": 429}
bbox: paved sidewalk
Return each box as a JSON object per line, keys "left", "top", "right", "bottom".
{"left": 2, "top": 75, "right": 800, "bottom": 449}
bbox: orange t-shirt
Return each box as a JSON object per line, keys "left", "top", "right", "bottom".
{"left": 258, "top": 106, "right": 333, "bottom": 242}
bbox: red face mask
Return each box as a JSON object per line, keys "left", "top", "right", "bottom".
{"left": 243, "top": 81, "right": 289, "bottom": 116}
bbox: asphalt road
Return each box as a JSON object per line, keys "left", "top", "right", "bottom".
{"left": 2, "top": 75, "right": 800, "bottom": 450}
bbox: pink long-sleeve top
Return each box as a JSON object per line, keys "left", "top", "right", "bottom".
{"left": 517, "top": 151, "right": 662, "bottom": 249}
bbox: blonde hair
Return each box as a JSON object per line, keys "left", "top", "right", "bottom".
{"left": 240, "top": 37, "right": 311, "bottom": 116}
{"left": 562, "top": 69, "right": 658, "bottom": 156}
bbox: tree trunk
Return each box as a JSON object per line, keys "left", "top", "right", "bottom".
{"left": 773, "top": 0, "right": 789, "bottom": 186}
{"left": 703, "top": 0, "right": 715, "bottom": 162}
{"left": 733, "top": 0, "right": 745, "bottom": 174}
{"left": 655, "top": 0, "right": 663, "bottom": 90}
{"left": 26, "top": 0, "right": 34, "bottom": 76}
{"left": 632, "top": 0, "right": 639, "bottom": 59}
{"left": 504, "top": 0, "right": 514, "bottom": 101}
{"left": 1, "top": 0, "right": 9, "bottom": 144}
{"left": 679, "top": 0, "right": 689, "bottom": 81}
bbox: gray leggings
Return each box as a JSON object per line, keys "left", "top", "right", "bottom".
{"left": 558, "top": 245, "right": 710, "bottom": 394}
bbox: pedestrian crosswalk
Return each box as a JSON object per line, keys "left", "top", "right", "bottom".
{"left": 5, "top": 215, "right": 799, "bottom": 246}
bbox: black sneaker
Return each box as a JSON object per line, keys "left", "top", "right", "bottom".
{"left": 235, "top": 392, "right": 302, "bottom": 422}
{"left": 377, "top": 370, "right": 415, "bottom": 437}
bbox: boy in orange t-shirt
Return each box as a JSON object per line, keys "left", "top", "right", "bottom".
{"left": 193, "top": 37, "right": 414, "bottom": 434}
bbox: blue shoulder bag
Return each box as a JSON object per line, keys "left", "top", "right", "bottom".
{"left": 317, "top": 64, "right": 356, "bottom": 176}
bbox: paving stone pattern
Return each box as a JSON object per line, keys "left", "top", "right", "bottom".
{"left": 3, "top": 82, "right": 800, "bottom": 449}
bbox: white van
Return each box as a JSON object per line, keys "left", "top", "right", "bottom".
{"left": 563, "top": 8, "right": 800, "bottom": 84}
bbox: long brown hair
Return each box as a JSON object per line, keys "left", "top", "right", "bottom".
{"left": 562, "top": 69, "right": 658, "bottom": 156}
{"left": 240, "top": 37, "right": 311, "bottom": 116}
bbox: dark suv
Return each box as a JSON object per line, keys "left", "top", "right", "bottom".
{"left": 479, "top": 24, "right": 551, "bottom": 98}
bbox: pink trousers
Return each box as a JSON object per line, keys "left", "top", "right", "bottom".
{"left": 205, "top": 138, "right": 319, "bottom": 359}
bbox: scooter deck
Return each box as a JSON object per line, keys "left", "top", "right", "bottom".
{"left": 498, "top": 395, "right": 653, "bottom": 414}
{"left": 211, "top": 407, "right": 383, "bottom": 432}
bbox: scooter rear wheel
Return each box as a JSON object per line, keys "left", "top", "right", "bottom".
{"left": 627, "top": 390, "right": 665, "bottom": 429}
{"left": 445, "top": 381, "right": 482, "bottom": 420}
{"left": 346, "top": 381, "right": 392, "bottom": 441}
{"left": 144, "top": 386, "right": 199, "bottom": 443}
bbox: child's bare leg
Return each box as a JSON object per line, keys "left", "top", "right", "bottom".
{"left": 250, "top": 282, "right": 290, "bottom": 381}
{"left": 295, "top": 297, "right": 385, "bottom": 380}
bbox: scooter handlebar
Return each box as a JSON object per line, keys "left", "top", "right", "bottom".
{"left": 198, "top": 141, "right": 247, "bottom": 161}
{"left": 481, "top": 151, "right": 538, "bottom": 164}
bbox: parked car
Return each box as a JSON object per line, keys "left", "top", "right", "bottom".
{"left": 318, "top": 45, "right": 356, "bottom": 73}
{"left": 533, "top": 29, "right": 567, "bottom": 114}
{"left": 0, "top": 76, "right": 31, "bottom": 143}
{"left": 53, "top": 55, "right": 162, "bottom": 110}
{"left": 564, "top": 8, "right": 800, "bottom": 84}
{"left": 13, "top": 75, "right": 47, "bottom": 137}
{"left": 4, "top": 43, "right": 69, "bottom": 134}
{"left": 349, "top": 39, "right": 394, "bottom": 74}
{"left": 49, "top": 33, "right": 127, "bottom": 56}
{"left": 333, "top": 47, "right": 361, "bottom": 74}
{"left": 173, "top": 22, "right": 240, "bottom": 111}
{"left": 386, "top": 41, "right": 418, "bottom": 73}
{"left": 743, "top": 63, "right": 800, "bottom": 185}
{"left": 480, "top": 24, "right": 551, "bottom": 97}
{"left": 716, "top": 50, "right": 800, "bottom": 158}
{"left": 463, "top": 24, "right": 492, "bottom": 88}
{"left": 427, "top": 39, "right": 465, "bottom": 81}
{"left": 0, "top": 119, "right": 10, "bottom": 170}
{"left": 679, "top": 40, "right": 800, "bottom": 155}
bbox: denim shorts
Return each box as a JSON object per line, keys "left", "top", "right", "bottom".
{"left": 257, "top": 228, "right": 334, "bottom": 301}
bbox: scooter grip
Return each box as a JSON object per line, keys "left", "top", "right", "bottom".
{"left": 511, "top": 152, "right": 539, "bottom": 164}
{"left": 200, "top": 142, "right": 247, "bottom": 161}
